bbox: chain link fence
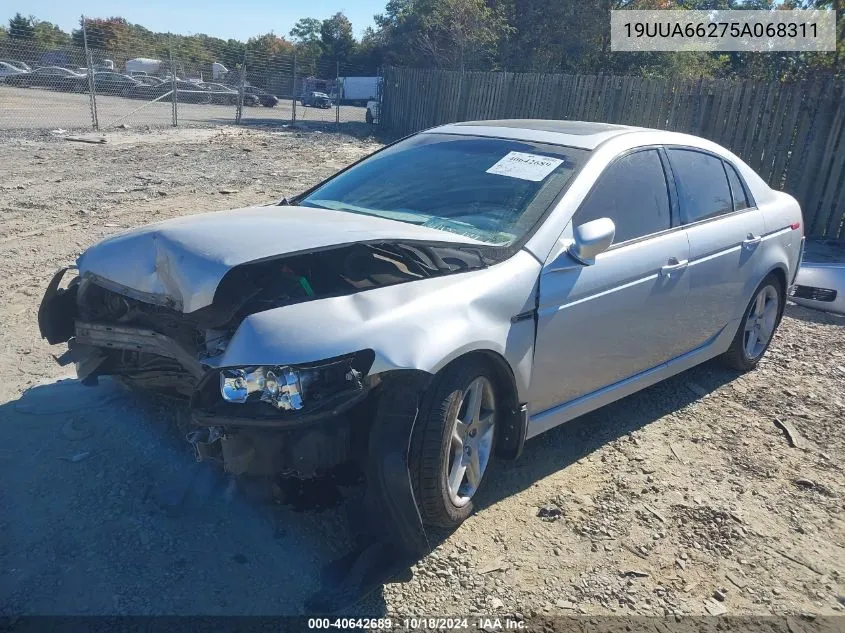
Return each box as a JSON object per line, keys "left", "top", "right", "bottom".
{"left": 0, "top": 17, "right": 382, "bottom": 133}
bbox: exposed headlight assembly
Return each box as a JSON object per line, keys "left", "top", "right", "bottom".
{"left": 220, "top": 365, "right": 304, "bottom": 410}
{"left": 219, "top": 353, "right": 368, "bottom": 411}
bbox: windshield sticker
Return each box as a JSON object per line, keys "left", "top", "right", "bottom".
{"left": 486, "top": 152, "right": 565, "bottom": 182}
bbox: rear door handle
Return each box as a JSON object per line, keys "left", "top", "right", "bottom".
{"left": 743, "top": 234, "right": 762, "bottom": 248}
{"left": 660, "top": 258, "right": 688, "bottom": 277}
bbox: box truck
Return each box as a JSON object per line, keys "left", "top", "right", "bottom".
{"left": 340, "top": 76, "right": 380, "bottom": 106}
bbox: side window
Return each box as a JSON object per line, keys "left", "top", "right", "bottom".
{"left": 724, "top": 161, "right": 752, "bottom": 211}
{"left": 667, "top": 149, "right": 733, "bottom": 224}
{"left": 572, "top": 149, "right": 671, "bottom": 245}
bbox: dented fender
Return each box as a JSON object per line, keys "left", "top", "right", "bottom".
{"left": 209, "top": 250, "right": 542, "bottom": 400}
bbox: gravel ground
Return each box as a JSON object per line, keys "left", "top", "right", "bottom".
{"left": 0, "top": 126, "right": 843, "bottom": 621}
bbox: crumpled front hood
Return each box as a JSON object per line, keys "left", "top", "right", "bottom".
{"left": 77, "top": 205, "right": 484, "bottom": 313}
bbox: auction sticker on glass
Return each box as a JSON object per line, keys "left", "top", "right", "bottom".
{"left": 486, "top": 151, "right": 564, "bottom": 181}
{"left": 610, "top": 9, "right": 836, "bottom": 52}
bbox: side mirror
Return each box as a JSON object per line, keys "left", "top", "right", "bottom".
{"left": 568, "top": 217, "right": 615, "bottom": 265}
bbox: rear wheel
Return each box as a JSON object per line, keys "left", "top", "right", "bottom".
{"left": 410, "top": 358, "right": 497, "bottom": 528}
{"left": 365, "top": 109, "right": 374, "bottom": 124}
{"left": 721, "top": 273, "right": 784, "bottom": 371}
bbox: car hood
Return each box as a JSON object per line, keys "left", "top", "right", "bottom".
{"left": 77, "top": 204, "right": 485, "bottom": 313}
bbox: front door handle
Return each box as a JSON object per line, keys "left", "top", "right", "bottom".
{"left": 660, "top": 258, "right": 688, "bottom": 277}
{"left": 743, "top": 234, "right": 762, "bottom": 248}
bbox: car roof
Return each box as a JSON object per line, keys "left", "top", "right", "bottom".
{"left": 425, "top": 119, "right": 646, "bottom": 150}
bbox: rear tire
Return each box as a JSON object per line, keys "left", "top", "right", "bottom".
{"left": 721, "top": 273, "right": 784, "bottom": 371}
{"left": 410, "top": 358, "right": 497, "bottom": 529}
{"left": 365, "top": 110, "right": 374, "bottom": 124}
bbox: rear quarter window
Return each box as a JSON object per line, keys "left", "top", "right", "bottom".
{"left": 667, "top": 149, "right": 734, "bottom": 224}
{"left": 725, "top": 162, "right": 754, "bottom": 211}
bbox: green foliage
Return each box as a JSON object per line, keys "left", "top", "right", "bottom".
{"left": 289, "top": 18, "right": 321, "bottom": 44}
{"left": 33, "top": 20, "right": 71, "bottom": 47}
{"left": 8, "top": 13, "right": 35, "bottom": 39}
{"left": 320, "top": 13, "right": 356, "bottom": 61}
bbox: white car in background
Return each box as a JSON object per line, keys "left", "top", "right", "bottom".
{"left": 366, "top": 100, "right": 380, "bottom": 124}
{"left": 0, "top": 61, "right": 26, "bottom": 81}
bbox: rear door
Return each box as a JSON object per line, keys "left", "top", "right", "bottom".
{"left": 530, "top": 148, "right": 692, "bottom": 413}
{"left": 665, "top": 148, "right": 766, "bottom": 346}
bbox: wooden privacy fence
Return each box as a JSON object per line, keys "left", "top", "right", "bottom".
{"left": 381, "top": 66, "right": 845, "bottom": 240}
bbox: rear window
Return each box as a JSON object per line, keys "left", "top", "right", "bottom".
{"left": 299, "top": 133, "right": 589, "bottom": 245}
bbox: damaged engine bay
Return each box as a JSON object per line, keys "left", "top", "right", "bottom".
{"left": 39, "top": 239, "right": 499, "bottom": 478}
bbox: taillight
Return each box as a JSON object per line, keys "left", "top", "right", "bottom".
{"left": 790, "top": 222, "right": 801, "bottom": 230}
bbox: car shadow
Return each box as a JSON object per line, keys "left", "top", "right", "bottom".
{"left": 0, "top": 377, "right": 385, "bottom": 616}
{"left": 0, "top": 360, "right": 740, "bottom": 616}
{"left": 783, "top": 301, "right": 844, "bottom": 326}
{"left": 470, "top": 359, "right": 740, "bottom": 517}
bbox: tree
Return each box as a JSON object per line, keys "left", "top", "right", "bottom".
{"left": 289, "top": 17, "right": 321, "bottom": 44}
{"left": 320, "top": 12, "right": 356, "bottom": 61}
{"left": 416, "top": 0, "right": 511, "bottom": 69}
{"left": 289, "top": 17, "right": 323, "bottom": 59}
{"left": 33, "top": 20, "right": 72, "bottom": 47}
{"left": 372, "top": 0, "right": 510, "bottom": 69}
{"left": 8, "top": 13, "right": 35, "bottom": 39}
{"left": 72, "top": 17, "right": 133, "bottom": 51}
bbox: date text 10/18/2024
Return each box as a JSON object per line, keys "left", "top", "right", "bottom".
{"left": 307, "top": 617, "right": 527, "bottom": 630}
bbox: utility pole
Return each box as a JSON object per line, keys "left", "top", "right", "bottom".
{"left": 169, "top": 40, "right": 177, "bottom": 127}
{"left": 336, "top": 60, "right": 340, "bottom": 125}
{"left": 292, "top": 53, "right": 298, "bottom": 126}
{"left": 81, "top": 15, "right": 98, "bottom": 131}
{"left": 236, "top": 48, "right": 247, "bottom": 124}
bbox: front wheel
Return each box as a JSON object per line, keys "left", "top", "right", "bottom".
{"left": 721, "top": 273, "right": 784, "bottom": 371}
{"left": 410, "top": 358, "right": 497, "bottom": 528}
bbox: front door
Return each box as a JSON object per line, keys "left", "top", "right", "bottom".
{"left": 529, "top": 148, "right": 692, "bottom": 413}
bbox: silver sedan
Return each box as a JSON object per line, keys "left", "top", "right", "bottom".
{"left": 38, "top": 120, "right": 803, "bottom": 533}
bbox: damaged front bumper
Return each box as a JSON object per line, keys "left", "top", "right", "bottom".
{"left": 39, "top": 268, "right": 378, "bottom": 477}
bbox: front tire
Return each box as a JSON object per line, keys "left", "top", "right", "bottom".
{"left": 721, "top": 273, "right": 784, "bottom": 371}
{"left": 410, "top": 358, "right": 497, "bottom": 529}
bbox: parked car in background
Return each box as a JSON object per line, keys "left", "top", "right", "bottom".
{"left": 4, "top": 67, "right": 87, "bottom": 92}
{"left": 38, "top": 120, "right": 802, "bottom": 534}
{"left": 0, "top": 61, "right": 27, "bottom": 81}
{"left": 126, "top": 80, "right": 209, "bottom": 104}
{"left": 789, "top": 240, "right": 845, "bottom": 315}
{"left": 243, "top": 85, "right": 278, "bottom": 107}
{"left": 0, "top": 59, "right": 32, "bottom": 72}
{"left": 206, "top": 83, "right": 260, "bottom": 106}
{"left": 133, "top": 75, "right": 164, "bottom": 87}
{"left": 300, "top": 91, "right": 332, "bottom": 108}
{"left": 93, "top": 72, "right": 140, "bottom": 96}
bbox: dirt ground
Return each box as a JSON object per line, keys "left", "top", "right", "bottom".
{"left": 0, "top": 126, "right": 843, "bottom": 621}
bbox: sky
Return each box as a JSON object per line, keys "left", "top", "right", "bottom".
{"left": 3, "top": 0, "right": 386, "bottom": 40}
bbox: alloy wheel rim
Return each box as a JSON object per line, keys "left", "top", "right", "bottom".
{"left": 744, "top": 284, "right": 779, "bottom": 359}
{"left": 445, "top": 376, "right": 496, "bottom": 507}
